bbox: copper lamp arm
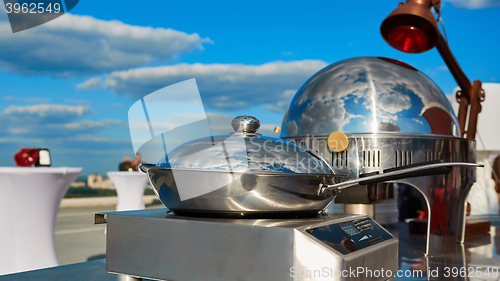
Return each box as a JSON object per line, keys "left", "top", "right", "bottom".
{"left": 435, "top": 32, "right": 483, "bottom": 138}
{"left": 435, "top": 33, "right": 471, "bottom": 96}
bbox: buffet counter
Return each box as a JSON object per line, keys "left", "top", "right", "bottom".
{"left": 2, "top": 214, "right": 500, "bottom": 280}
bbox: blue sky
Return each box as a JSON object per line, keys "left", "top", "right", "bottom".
{"left": 0, "top": 0, "right": 499, "bottom": 175}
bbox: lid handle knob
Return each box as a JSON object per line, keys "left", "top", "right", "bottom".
{"left": 231, "top": 116, "right": 260, "bottom": 133}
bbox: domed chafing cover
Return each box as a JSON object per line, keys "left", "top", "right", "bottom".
{"left": 280, "top": 57, "right": 460, "bottom": 138}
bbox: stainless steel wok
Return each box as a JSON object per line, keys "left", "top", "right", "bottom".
{"left": 140, "top": 116, "right": 480, "bottom": 218}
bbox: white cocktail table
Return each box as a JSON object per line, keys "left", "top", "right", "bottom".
{"left": 0, "top": 167, "right": 82, "bottom": 275}
{"left": 107, "top": 172, "right": 149, "bottom": 211}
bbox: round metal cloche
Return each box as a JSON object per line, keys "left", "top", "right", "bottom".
{"left": 157, "top": 116, "right": 333, "bottom": 175}
{"left": 280, "top": 57, "right": 460, "bottom": 138}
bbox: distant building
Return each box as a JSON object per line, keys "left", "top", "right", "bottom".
{"left": 70, "top": 177, "right": 87, "bottom": 188}
{"left": 70, "top": 181, "right": 86, "bottom": 188}
{"left": 87, "top": 174, "right": 115, "bottom": 189}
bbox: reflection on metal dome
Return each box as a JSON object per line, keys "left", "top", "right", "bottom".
{"left": 157, "top": 116, "right": 333, "bottom": 175}
{"left": 280, "top": 57, "right": 460, "bottom": 137}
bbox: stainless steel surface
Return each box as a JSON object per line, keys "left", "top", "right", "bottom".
{"left": 142, "top": 116, "right": 347, "bottom": 216}
{"left": 145, "top": 168, "right": 338, "bottom": 215}
{"left": 387, "top": 215, "right": 500, "bottom": 280}
{"left": 289, "top": 135, "right": 475, "bottom": 179}
{"left": 8, "top": 215, "right": 500, "bottom": 281}
{"left": 145, "top": 138, "right": 479, "bottom": 218}
{"left": 145, "top": 153, "right": 472, "bottom": 216}
{"left": 345, "top": 204, "right": 375, "bottom": 218}
{"left": 157, "top": 123, "right": 332, "bottom": 175}
{"left": 103, "top": 208, "right": 398, "bottom": 281}
{"left": 286, "top": 134, "right": 478, "bottom": 256}
{"left": 319, "top": 162, "right": 482, "bottom": 193}
{"left": 144, "top": 114, "right": 470, "bottom": 217}
{"left": 278, "top": 56, "right": 480, "bottom": 256}
{"left": 231, "top": 115, "right": 261, "bottom": 134}
{"left": 117, "top": 275, "right": 142, "bottom": 281}
{"left": 280, "top": 56, "right": 460, "bottom": 137}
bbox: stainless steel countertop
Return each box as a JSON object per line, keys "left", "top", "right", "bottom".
{"left": 2, "top": 215, "right": 500, "bottom": 281}
{"left": 389, "top": 214, "right": 500, "bottom": 280}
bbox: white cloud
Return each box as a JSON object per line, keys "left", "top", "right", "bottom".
{"left": 265, "top": 89, "right": 297, "bottom": 112}
{"left": 0, "top": 104, "right": 120, "bottom": 138}
{"left": 2, "top": 104, "right": 90, "bottom": 120}
{"left": 364, "top": 90, "right": 411, "bottom": 120}
{"left": 8, "top": 127, "right": 30, "bottom": 134}
{"left": 78, "top": 60, "right": 327, "bottom": 111}
{"left": 3, "top": 96, "right": 51, "bottom": 103}
{"left": 443, "top": 0, "right": 500, "bottom": 8}
{"left": 76, "top": 78, "right": 103, "bottom": 90}
{"left": 65, "top": 135, "right": 130, "bottom": 143}
{"left": 52, "top": 119, "right": 122, "bottom": 130}
{"left": 0, "top": 13, "right": 211, "bottom": 76}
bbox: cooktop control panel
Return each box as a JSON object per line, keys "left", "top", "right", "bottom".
{"left": 306, "top": 218, "right": 393, "bottom": 255}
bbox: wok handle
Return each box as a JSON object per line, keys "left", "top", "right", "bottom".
{"left": 318, "top": 161, "right": 483, "bottom": 195}
{"left": 139, "top": 163, "right": 155, "bottom": 173}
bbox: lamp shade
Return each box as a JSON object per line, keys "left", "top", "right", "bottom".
{"left": 381, "top": 0, "right": 439, "bottom": 53}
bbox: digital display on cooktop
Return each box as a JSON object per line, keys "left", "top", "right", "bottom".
{"left": 306, "top": 218, "right": 393, "bottom": 255}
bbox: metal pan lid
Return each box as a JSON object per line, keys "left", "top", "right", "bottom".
{"left": 156, "top": 116, "right": 333, "bottom": 175}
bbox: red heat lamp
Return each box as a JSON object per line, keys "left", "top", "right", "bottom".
{"left": 380, "top": 0, "right": 439, "bottom": 53}
{"left": 387, "top": 26, "right": 429, "bottom": 53}
{"left": 380, "top": 0, "right": 485, "bottom": 140}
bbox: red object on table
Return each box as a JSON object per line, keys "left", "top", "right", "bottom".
{"left": 14, "top": 148, "right": 39, "bottom": 167}
{"left": 416, "top": 209, "right": 428, "bottom": 220}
